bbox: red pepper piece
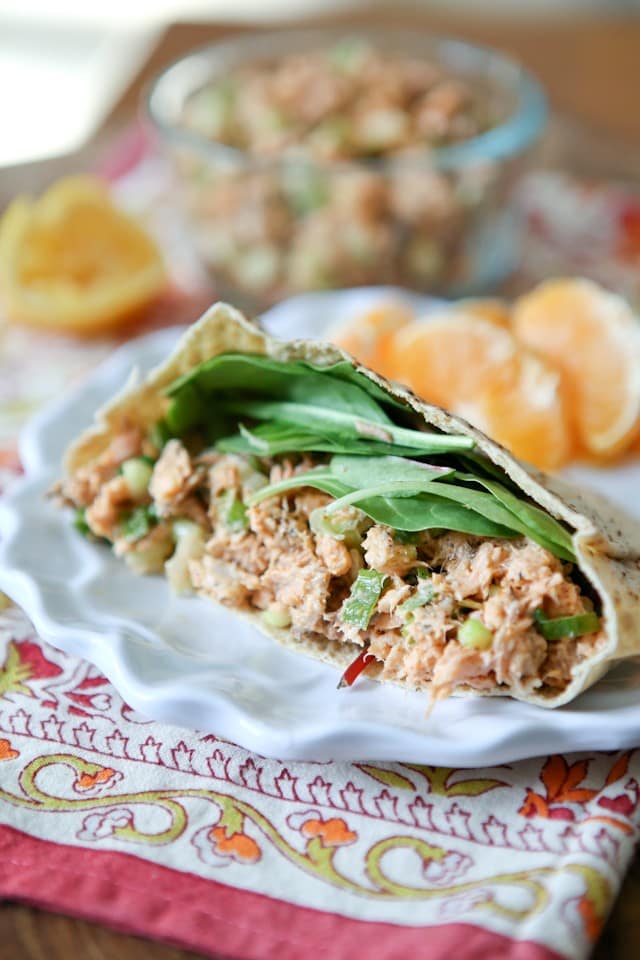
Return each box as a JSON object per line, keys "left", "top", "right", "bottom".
{"left": 338, "top": 647, "right": 375, "bottom": 689}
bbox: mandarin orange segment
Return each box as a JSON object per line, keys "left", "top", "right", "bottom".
{"left": 331, "top": 302, "right": 413, "bottom": 375}
{"left": 387, "top": 313, "right": 519, "bottom": 406}
{"left": 472, "top": 357, "right": 573, "bottom": 470}
{"left": 0, "top": 176, "right": 166, "bottom": 335}
{"left": 454, "top": 297, "right": 512, "bottom": 328}
{"left": 387, "top": 313, "right": 573, "bottom": 470}
{"left": 513, "top": 278, "right": 640, "bottom": 458}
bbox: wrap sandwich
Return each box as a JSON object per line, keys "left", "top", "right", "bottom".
{"left": 59, "top": 303, "right": 640, "bottom": 708}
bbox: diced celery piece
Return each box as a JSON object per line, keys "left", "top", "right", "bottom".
{"left": 261, "top": 605, "right": 292, "bottom": 629}
{"left": 120, "top": 457, "right": 154, "bottom": 498}
{"left": 309, "top": 505, "right": 366, "bottom": 546}
{"left": 166, "top": 520, "right": 205, "bottom": 594}
{"left": 458, "top": 618, "right": 493, "bottom": 651}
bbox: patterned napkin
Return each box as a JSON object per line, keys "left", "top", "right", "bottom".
{"left": 1, "top": 589, "right": 639, "bottom": 960}
{"left": 1, "top": 144, "right": 640, "bottom": 959}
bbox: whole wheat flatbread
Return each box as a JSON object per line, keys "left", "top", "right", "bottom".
{"left": 65, "top": 302, "right": 640, "bottom": 707}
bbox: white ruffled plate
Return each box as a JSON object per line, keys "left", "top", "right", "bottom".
{"left": 1, "top": 288, "right": 639, "bottom": 765}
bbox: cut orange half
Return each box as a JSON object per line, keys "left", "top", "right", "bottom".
{"left": 513, "top": 278, "right": 640, "bottom": 458}
{"left": 388, "top": 313, "right": 573, "bottom": 470}
{"left": 0, "top": 176, "right": 166, "bottom": 335}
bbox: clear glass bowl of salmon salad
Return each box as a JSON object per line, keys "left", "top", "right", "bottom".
{"left": 146, "top": 28, "right": 547, "bottom": 308}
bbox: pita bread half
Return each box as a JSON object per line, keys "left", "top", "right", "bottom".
{"left": 64, "top": 302, "right": 640, "bottom": 707}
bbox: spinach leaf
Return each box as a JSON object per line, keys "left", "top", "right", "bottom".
{"left": 247, "top": 470, "right": 517, "bottom": 538}
{"left": 166, "top": 352, "right": 473, "bottom": 455}
{"left": 166, "top": 382, "right": 205, "bottom": 434}
{"left": 221, "top": 399, "right": 473, "bottom": 455}
{"left": 217, "top": 421, "right": 443, "bottom": 459}
{"left": 455, "top": 474, "right": 575, "bottom": 562}
{"left": 166, "top": 353, "right": 407, "bottom": 413}
{"left": 246, "top": 470, "right": 350, "bottom": 505}
{"left": 329, "top": 454, "right": 454, "bottom": 487}
{"left": 325, "top": 481, "right": 455, "bottom": 511}
{"left": 167, "top": 355, "right": 393, "bottom": 425}
{"left": 352, "top": 492, "right": 517, "bottom": 537}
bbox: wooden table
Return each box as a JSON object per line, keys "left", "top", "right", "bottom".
{"left": 1, "top": 13, "right": 639, "bottom": 960}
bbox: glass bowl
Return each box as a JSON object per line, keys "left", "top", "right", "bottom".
{"left": 146, "top": 28, "right": 547, "bottom": 309}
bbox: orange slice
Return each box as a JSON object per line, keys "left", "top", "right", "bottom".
{"left": 473, "top": 356, "right": 573, "bottom": 470}
{"left": 331, "top": 301, "right": 413, "bottom": 375}
{"left": 0, "top": 176, "right": 166, "bottom": 335}
{"left": 388, "top": 313, "right": 518, "bottom": 406}
{"left": 388, "top": 313, "right": 573, "bottom": 470}
{"left": 513, "top": 278, "right": 640, "bottom": 458}
{"left": 454, "top": 297, "right": 511, "bottom": 328}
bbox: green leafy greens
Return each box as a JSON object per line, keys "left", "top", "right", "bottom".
{"left": 165, "top": 353, "right": 473, "bottom": 456}
{"left": 162, "top": 352, "right": 576, "bottom": 562}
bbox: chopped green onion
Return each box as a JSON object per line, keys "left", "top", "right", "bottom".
{"left": 122, "top": 505, "right": 156, "bottom": 543}
{"left": 218, "top": 489, "right": 248, "bottom": 532}
{"left": 120, "top": 457, "right": 154, "bottom": 498}
{"left": 399, "top": 570, "right": 435, "bottom": 616}
{"left": 458, "top": 618, "right": 493, "bottom": 651}
{"left": 261, "top": 605, "right": 292, "bottom": 629}
{"left": 73, "top": 507, "right": 91, "bottom": 537}
{"left": 149, "top": 419, "right": 173, "bottom": 450}
{"left": 533, "top": 609, "right": 600, "bottom": 641}
{"left": 341, "top": 569, "right": 387, "bottom": 630}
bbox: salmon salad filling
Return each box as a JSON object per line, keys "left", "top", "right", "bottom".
{"left": 61, "top": 426, "right": 605, "bottom": 701}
